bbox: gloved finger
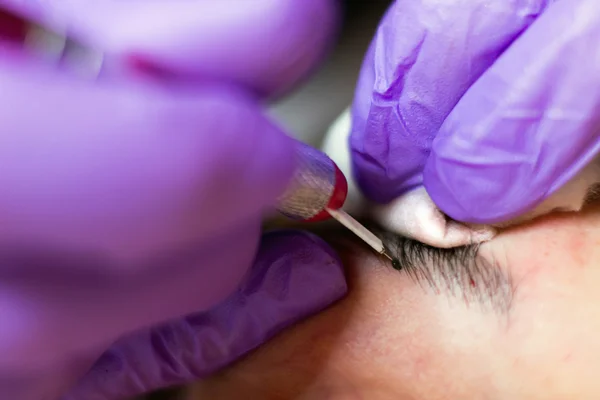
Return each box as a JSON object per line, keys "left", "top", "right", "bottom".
{"left": 349, "top": 0, "right": 549, "bottom": 203}
{"left": 424, "top": 0, "right": 600, "bottom": 224}
{"left": 0, "top": 221, "right": 265, "bottom": 374}
{"left": 20, "top": 0, "right": 340, "bottom": 98}
{"left": 0, "top": 57, "right": 305, "bottom": 371}
{"left": 0, "top": 61, "right": 295, "bottom": 265}
{"left": 60, "top": 230, "right": 347, "bottom": 400}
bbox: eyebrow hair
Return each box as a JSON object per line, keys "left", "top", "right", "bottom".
{"left": 370, "top": 226, "right": 514, "bottom": 313}
{"left": 263, "top": 217, "right": 514, "bottom": 312}
{"left": 584, "top": 182, "right": 600, "bottom": 204}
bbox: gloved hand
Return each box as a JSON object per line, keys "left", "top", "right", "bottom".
{"left": 0, "top": 1, "right": 346, "bottom": 399}
{"left": 350, "top": 0, "right": 600, "bottom": 224}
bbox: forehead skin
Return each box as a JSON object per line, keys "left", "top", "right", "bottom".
{"left": 190, "top": 203, "right": 600, "bottom": 399}
{"left": 491, "top": 204, "right": 600, "bottom": 399}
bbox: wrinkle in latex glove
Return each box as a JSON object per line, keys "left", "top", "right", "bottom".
{"left": 350, "top": 0, "right": 549, "bottom": 207}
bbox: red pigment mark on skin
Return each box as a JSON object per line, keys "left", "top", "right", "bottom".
{"left": 567, "top": 234, "right": 587, "bottom": 268}
{"left": 470, "top": 278, "right": 476, "bottom": 287}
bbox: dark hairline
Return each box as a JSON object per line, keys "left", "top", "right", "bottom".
{"left": 371, "top": 226, "right": 514, "bottom": 313}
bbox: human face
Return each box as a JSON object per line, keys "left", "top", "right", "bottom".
{"left": 188, "top": 201, "right": 600, "bottom": 399}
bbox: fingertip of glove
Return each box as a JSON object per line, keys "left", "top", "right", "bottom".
{"left": 424, "top": 156, "right": 492, "bottom": 224}
{"left": 423, "top": 154, "right": 531, "bottom": 224}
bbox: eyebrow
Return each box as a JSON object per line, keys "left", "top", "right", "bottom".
{"left": 369, "top": 226, "right": 514, "bottom": 313}
{"left": 263, "top": 218, "right": 514, "bottom": 313}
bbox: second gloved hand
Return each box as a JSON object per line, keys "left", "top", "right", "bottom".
{"left": 0, "top": 1, "right": 346, "bottom": 399}
{"left": 350, "top": 0, "right": 600, "bottom": 226}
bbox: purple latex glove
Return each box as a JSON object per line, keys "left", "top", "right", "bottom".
{"left": 350, "top": 0, "right": 600, "bottom": 224}
{"left": 0, "top": 1, "right": 346, "bottom": 399}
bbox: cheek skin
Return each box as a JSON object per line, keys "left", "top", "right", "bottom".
{"left": 488, "top": 206, "right": 600, "bottom": 398}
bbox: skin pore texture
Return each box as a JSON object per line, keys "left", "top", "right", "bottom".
{"left": 187, "top": 201, "right": 600, "bottom": 399}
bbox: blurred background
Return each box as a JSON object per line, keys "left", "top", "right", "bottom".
{"left": 270, "top": 1, "right": 391, "bottom": 148}
{"left": 137, "top": 2, "right": 391, "bottom": 399}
